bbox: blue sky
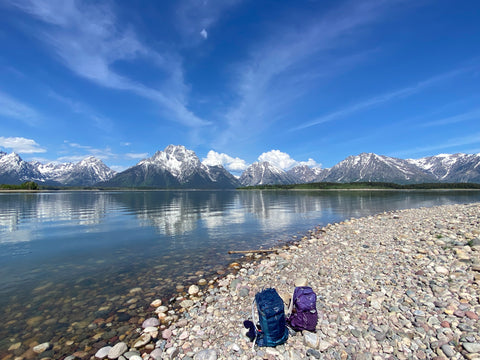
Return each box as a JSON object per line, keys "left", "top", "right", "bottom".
{"left": 1, "top": 0, "right": 480, "bottom": 173}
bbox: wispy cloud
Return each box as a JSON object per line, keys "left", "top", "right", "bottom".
{"left": 175, "top": 0, "right": 241, "bottom": 44}
{"left": 59, "top": 140, "right": 114, "bottom": 162}
{"left": 125, "top": 153, "right": 148, "bottom": 160}
{"left": 0, "top": 91, "right": 40, "bottom": 125}
{"left": 393, "top": 132, "right": 480, "bottom": 158}
{"left": 48, "top": 91, "right": 114, "bottom": 132}
{"left": 292, "top": 66, "right": 473, "bottom": 131}
{"left": 419, "top": 108, "right": 480, "bottom": 128}
{"left": 219, "top": 1, "right": 399, "bottom": 146}
{"left": 0, "top": 136, "right": 46, "bottom": 153}
{"left": 9, "top": 0, "right": 208, "bottom": 128}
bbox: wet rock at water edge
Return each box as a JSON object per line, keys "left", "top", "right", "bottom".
{"left": 132, "top": 333, "right": 151, "bottom": 348}
{"left": 32, "top": 342, "right": 51, "bottom": 354}
{"left": 142, "top": 317, "right": 160, "bottom": 328}
{"left": 107, "top": 342, "right": 128, "bottom": 359}
{"left": 95, "top": 346, "right": 112, "bottom": 359}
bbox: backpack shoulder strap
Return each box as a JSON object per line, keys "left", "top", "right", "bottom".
{"left": 287, "top": 287, "right": 296, "bottom": 316}
{"left": 251, "top": 297, "right": 257, "bottom": 326}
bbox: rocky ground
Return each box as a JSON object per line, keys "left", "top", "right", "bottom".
{"left": 7, "top": 202, "right": 480, "bottom": 360}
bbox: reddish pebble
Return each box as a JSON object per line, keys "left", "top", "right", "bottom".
{"left": 162, "top": 328, "right": 172, "bottom": 340}
{"left": 440, "top": 321, "right": 450, "bottom": 328}
{"left": 465, "top": 310, "right": 479, "bottom": 320}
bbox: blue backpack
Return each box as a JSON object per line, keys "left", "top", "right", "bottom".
{"left": 250, "top": 288, "right": 289, "bottom": 347}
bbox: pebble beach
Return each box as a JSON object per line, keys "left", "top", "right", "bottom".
{"left": 6, "top": 202, "right": 480, "bottom": 360}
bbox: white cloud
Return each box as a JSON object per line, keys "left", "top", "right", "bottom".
{"left": 200, "top": 29, "right": 208, "bottom": 39}
{"left": 202, "top": 150, "right": 248, "bottom": 171}
{"left": 258, "top": 150, "right": 321, "bottom": 170}
{"left": 299, "top": 158, "right": 322, "bottom": 168}
{"left": 0, "top": 137, "right": 46, "bottom": 153}
{"left": 0, "top": 91, "right": 40, "bottom": 125}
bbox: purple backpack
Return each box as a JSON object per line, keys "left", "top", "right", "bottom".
{"left": 287, "top": 286, "right": 318, "bottom": 332}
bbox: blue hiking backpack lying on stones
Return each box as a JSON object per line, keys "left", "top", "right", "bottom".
{"left": 247, "top": 288, "right": 289, "bottom": 347}
{"left": 287, "top": 286, "right": 318, "bottom": 332}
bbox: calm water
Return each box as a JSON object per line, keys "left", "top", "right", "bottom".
{"left": 1, "top": 189, "right": 480, "bottom": 355}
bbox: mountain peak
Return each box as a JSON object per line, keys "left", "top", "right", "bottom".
{"left": 239, "top": 161, "right": 295, "bottom": 186}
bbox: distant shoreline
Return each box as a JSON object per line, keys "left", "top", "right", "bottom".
{"left": 2, "top": 187, "right": 480, "bottom": 193}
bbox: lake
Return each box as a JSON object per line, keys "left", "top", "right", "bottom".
{"left": 1, "top": 189, "right": 480, "bottom": 356}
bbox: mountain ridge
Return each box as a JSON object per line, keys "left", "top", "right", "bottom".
{"left": 1, "top": 147, "right": 480, "bottom": 187}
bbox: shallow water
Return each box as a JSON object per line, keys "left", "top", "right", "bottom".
{"left": 0, "top": 189, "right": 479, "bottom": 355}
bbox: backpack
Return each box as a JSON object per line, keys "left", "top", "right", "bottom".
{"left": 287, "top": 286, "right": 318, "bottom": 332}
{"left": 250, "top": 288, "right": 289, "bottom": 347}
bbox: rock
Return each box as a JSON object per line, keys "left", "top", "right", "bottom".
{"left": 8, "top": 342, "right": 22, "bottom": 351}
{"left": 435, "top": 266, "right": 449, "bottom": 275}
{"left": 180, "top": 299, "right": 194, "bottom": 309}
{"left": 142, "top": 317, "right": 160, "bottom": 328}
{"left": 304, "top": 331, "right": 319, "bottom": 348}
{"left": 238, "top": 287, "right": 249, "bottom": 297}
{"left": 463, "top": 342, "right": 480, "bottom": 353}
{"left": 96, "top": 346, "right": 112, "bottom": 359}
{"left": 194, "top": 349, "right": 217, "bottom": 360}
{"left": 108, "top": 342, "right": 128, "bottom": 359}
{"left": 369, "top": 293, "right": 385, "bottom": 310}
{"left": 294, "top": 278, "right": 308, "bottom": 287}
{"left": 166, "top": 346, "right": 179, "bottom": 358}
{"left": 318, "top": 340, "right": 332, "bottom": 352}
{"left": 144, "top": 325, "right": 159, "bottom": 334}
{"left": 198, "top": 279, "right": 207, "bottom": 286}
{"left": 162, "top": 329, "right": 172, "bottom": 340}
{"left": 149, "top": 348, "right": 163, "bottom": 359}
{"left": 306, "top": 348, "right": 322, "bottom": 359}
{"left": 465, "top": 311, "right": 479, "bottom": 320}
{"left": 441, "top": 344, "right": 455, "bottom": 358}
{"left": 124, "top": 351, "right": 141, "bottom": 359}
{"left": 32, "top": 342, "right": 50, "bottom": 354}
{"left": 132, "top": 333, "right": 151, "bottom": 348}
{"left": 188, "top": 285, "right": 200, "bottom": 295}
{"left": 155, "top": 305, "right": 169, "bottom": 314}
{"left": 150, "top": 299, "right": 162, "bottom": 308}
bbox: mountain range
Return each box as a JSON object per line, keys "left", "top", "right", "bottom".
{"left": 0, "top": 151, "right": 116, "bottom": 186}
{"left": 1, "top": 146, "right": 480, "bottom": 188}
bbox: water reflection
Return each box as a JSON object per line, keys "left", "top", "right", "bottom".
{"left": 1, "top": 190, "right": 480, "bottom": 243}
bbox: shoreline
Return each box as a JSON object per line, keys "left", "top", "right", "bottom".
{"left": 5, "top": 202, "right": 480, "bottom": 359}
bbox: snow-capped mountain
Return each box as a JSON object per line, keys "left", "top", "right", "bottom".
{"left": 239, "top": 161, "right": 297, "bottom": 186}
{"left": 319, "top": 153, "right": 436, "bottom": 184}
{"left": 55, "top": 157, "right": 117, "bottom": 186}
{"left": 0, "top": 152, "right": 43, "bottom": 184}
{"left": 2, "top": 147, "right": 480, "bottom": 188}
{"left": 0, "top": 152, "right": 116, "bottom": 186}
{"left": 407, "top": 153, "right": 480, "bottom": 183}
{"left": 102, "top": 145, "right": 239, "bottom": 188}
{"left": 287, "top": 165, "right": 325, "bottom": 183}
